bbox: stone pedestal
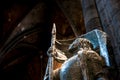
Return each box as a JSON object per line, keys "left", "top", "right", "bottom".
{"left": 107, "top": 0, "right": 120, "bottom": 67}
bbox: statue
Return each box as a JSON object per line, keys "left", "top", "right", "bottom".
{"left": 44, "top": 24, "right": 109, "bottom": 80}
{"left": 60, "top": 38, "right": 108, "bottom": 80}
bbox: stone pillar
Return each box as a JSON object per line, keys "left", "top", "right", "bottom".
{"left": 81, "top": 0, "right": 102, "bottom": 32}
{"left": 95, "top": 0, "right": 117, "bottom": 65}
{"left": 95, "top": 0, "right": 120, "bottom": 79}
{"left": 96, "top": 0, "right": 120, "bottom": 67}
{"left": 107, "top": 0, "right": 120, "bottom": 67}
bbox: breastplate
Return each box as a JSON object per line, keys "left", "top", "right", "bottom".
{"left": 60, "top": 55, "right": 83, "bottom": 80}
{"left": 59, "top": 50, "right": 105, "bottom": 80}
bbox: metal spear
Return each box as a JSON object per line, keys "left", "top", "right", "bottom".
{"left": 44, "top": 23, "right": 56, "bottom": 80}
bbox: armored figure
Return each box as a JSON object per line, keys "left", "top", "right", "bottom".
{"left": 59, "top": 38, "right": 108, "bottom": 80}
{"left": 44, "top": 25, "right": 109, "bottom": 80}
{"left": 52, "top": 38, "right": 108, "bottom": 80}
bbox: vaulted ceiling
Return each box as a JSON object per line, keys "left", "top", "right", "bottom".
{"left": 0, "top": 0, "right": 86, "bottom": 79}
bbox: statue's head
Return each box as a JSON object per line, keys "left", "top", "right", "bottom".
{"left": 78, "top": 38, "right": 93, "bottom": 49}
{"left": 68, "top": 38, "right": 93, "bottom": 53}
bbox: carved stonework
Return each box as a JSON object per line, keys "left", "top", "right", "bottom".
{"left": 44, "top": 25, "right": 110, "bottom": 80}
{"left": 60, "top": 38, "right": 108, "bottom": 80}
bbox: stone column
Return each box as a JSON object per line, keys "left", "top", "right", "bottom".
{"left": 107, "top": 0, "right": 120, "bottom": 79}
{"left": 95, "top": 0, "right": 120, "bottom": 79}
{"left": 96, "top": 0, "right": 120, "bottom": 67}
{"left": 81, "top": 0, "right": 102, "bottom": 32}
{"left": 95, "top": 0, "right": 117, "bottom": 65}
{"left": 107, "top": 0, "right": 120, "bottom": 67}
